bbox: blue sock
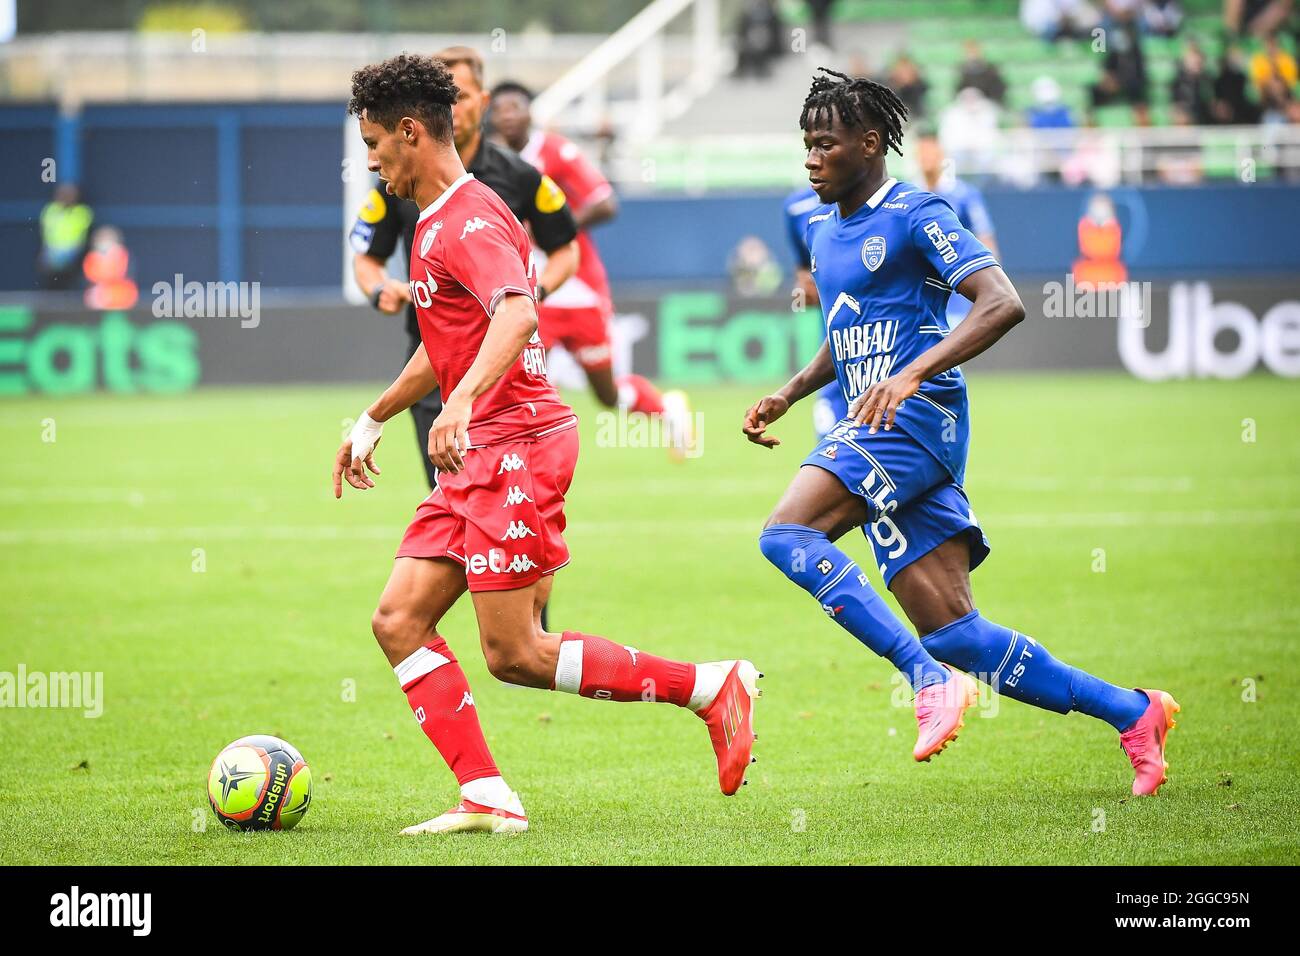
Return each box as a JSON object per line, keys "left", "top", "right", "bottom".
{"left": 921, "top": 610, "right": 1149, "bottom": 730}
{"left": 759, "top": 524, "right": 949, "bottom": 691}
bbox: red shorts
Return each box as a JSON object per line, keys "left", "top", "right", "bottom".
{"left": 396, "top": 424, "right": 579, "bottom": 592}
{"left": 538, "top": 304, "right": 613, "bottom": 371}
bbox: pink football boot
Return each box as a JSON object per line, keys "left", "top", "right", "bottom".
{"left": 913, "top": 666, "right": 978, "bottom": 762}
{"left": 1119, "top": 689, "right": 1181, "bottom": 796}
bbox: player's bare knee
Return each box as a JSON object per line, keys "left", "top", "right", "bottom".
{"left": 371, "top": 605, "right": 423, "bottom": 658}
{"left": 482, "top": 638, "right": 546, "bottom": 687}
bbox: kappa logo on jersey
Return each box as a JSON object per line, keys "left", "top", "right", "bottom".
{"left": 418, "top": 221, "right": 442, "bottom": 257}
{"left": 822, "top": 603, "right": 845, "bottom": 618}
{"left": 460, "top": 217, "right": 490, "bottom": 239}
{"left": 497, "top": 453, "right": 527, "bottom": 474}
{"left": 408, "top": 266, "right": 438, "bottom": 308}
{"left": 923, "top": 220, "right": 960, "bottom": 265}
{"left": 862, "top": 236, "right": 887, "bottom": 272}
{"left": 501, "top": 520, "right": 537, "bottom": 541}
{"left": 502, "top": 485, "right": 534, "bottom": 507}
{"left": 820, "top": 442, "right": 838, "bottom": 460}
{"left": 466, "top": 549, "right": 539, "bottom": 575}
{"left": 455, "top": 691, "right": 475, "bottom": 712}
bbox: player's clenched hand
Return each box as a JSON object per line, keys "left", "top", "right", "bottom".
{"left": 743, "top": 394, "right": 789, "bottom": 449}
{"left": 428, "top": 396, "right": 471, "bottom": 475}
{"left": 376, "top": 279, "right": 411, "bottom": 314}
{"left": 850, "top": 368, "right": 922, "bottom": 434}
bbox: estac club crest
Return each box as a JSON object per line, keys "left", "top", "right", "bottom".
{"left": 862, "top": 236, "right": 886, "bottom": 272}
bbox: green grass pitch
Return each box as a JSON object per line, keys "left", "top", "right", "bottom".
{"left": 1, "top": 373, "right": 1297, "bottom": 865}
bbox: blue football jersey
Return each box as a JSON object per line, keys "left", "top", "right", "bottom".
{"left": 805, "top": 177, "right": 999, "bottom": 484}
{"left": 783, "top": 185, "right": 823, "bottom": 269}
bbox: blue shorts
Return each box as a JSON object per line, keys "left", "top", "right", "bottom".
{"left": 801, "top": 419, "right": 990, "bottom": 587}
{"left": 811, "top": 381, "right": 850, "bottom": 439}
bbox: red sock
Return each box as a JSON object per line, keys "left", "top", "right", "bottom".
{"left": 616, "top": 374, "right": 666, "bottom": 415}
{"left": 395, "top": 636, "right": 499, "bottom": 785}
{"left": 552, "top": 631, "right": 695, "bottom": 706}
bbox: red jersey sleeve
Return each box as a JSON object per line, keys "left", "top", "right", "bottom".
{"left": 547, "top": 137, "right": 613, "bottom": 215}
{"left": 439, "top": 211, "right": 535, "bottom": 317}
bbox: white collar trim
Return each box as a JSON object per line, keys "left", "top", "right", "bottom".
{"left": 418, "top": 172, "right": 475, "bottom": 223}
{"left": 866, "top": 177, "right": 898, "bottom": 209}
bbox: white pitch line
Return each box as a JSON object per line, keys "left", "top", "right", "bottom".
{"left": 3, "top": 509, "right": 1300, "bottom": 546}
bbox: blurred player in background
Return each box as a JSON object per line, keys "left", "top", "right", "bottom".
{"left": 337, "top": 55, "right": 760, "bottom": 835}
{"left": 913, "top": 126, "right": 998, "bottom": 328}
{"left": 488, "top": 81, "right": 695, "bottom": 457}
{"left": 745, "top": 69, "right": 1178, "bottom": 796}
{"left": 349, "top": 47, "right": 580, "bottom": 491}
{"left": 783, "top": 183, "right": 846, "bottom": 438}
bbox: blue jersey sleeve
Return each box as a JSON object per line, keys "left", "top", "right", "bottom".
{"left": 785, "top": 208, "right": 812, "bottom": 269}
{"left": 910, "top": 195, "right": 998, "bottom": 291}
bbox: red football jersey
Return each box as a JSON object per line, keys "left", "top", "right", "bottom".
{"left": 408, "top": 173, "right": 575, "bottom": 446}
{"left": 519, "top": 130, "right": 614, "bottom": 316}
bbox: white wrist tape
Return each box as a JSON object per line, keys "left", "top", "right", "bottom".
{"left": 349, "top": 411, "right": 384, "bottom": 461}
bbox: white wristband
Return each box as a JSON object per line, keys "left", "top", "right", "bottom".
{"left": 349, "top": 411, "right": 384, "bottom": 462}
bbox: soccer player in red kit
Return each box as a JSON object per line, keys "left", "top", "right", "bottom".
{"left": 489, "top": 81, "right": 696, "bottom": 456}
{"left": 335, "top": 55, "right": 760, "bottom": 834}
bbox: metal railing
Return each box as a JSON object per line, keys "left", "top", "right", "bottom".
{"left": 531, "top": 0, "right": 725, "bottom": 142}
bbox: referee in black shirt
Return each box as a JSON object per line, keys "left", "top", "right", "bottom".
{"left": 349, "top": 45, "right": 580, "bottom": 490}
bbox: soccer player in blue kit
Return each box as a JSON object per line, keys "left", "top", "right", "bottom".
{"left": 744, "top": 70, "right": 1179, "bottom": 795}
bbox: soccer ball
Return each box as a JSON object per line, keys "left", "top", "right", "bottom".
{"left": 207, "top": 734, "right": 312, "bottom": 832}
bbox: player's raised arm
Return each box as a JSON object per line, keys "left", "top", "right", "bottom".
{"left": 428, "top": 292, "right": 538, "bottom": 474}
{"left": 333, "top": 341, "right": 439, "bottom": 498}
{"left": 743, "top": 339, "right": 837, "bottom": 448}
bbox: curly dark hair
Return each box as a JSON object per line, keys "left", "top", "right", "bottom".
{"left": 799, "top": 67, "right": 909, "bottom": 157}
{"left": 348, "top": 53, "right": 457, "bottom": 141}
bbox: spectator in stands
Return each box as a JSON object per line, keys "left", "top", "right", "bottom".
{"left": 889, "top": 53, "right": 930, "bottom": 118}
{"left": 1061, "top": 117, "right": 1123, "bottom": 186}
{"left": 1225, "top": 0, "right": 1294, "bottom": 39}
{"left": 1249, "top": 33, "right": 1299, "bottom": 94}
{"left": 1027, "top": 75, "right": 1075, "bottom": 128}
{"left": 1089, "top": 17, "right": 1150, "bottom": 125}
{"left": 806, "top": 0, "right": 835, "bottom": 50}
{"left": 38, "top": 183, "right": 92, "bottom": 290}
{"left": 1212, "top": 44, "right": 1261, "bottom": 122}
{"left": 1020, "top": 0, "right": 1101, "bottom": 40}
{"left": 1171, "top": 39, "right": 1217, "bottom": 124}
{"left": 1154, "top": 104, "right": 1206, "bottom": 183}
{"left": 733, "top": 0, "right": 784, "bottom": 79}
{"left": 1142, "top": 0, "right": 1185, "bottom": 35}
{"left": 957, "top": 39, "right": 1008, "bottom": 104}
{"left": 941, "top": 86, "right": 1003, "bottom": 175}
{"left": 1259, "top": 74, "right": 1300, "bottom": 122}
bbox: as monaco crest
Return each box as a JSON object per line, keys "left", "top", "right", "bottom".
{"left": 862, "top": 236, "right": 886, "bottom": 272}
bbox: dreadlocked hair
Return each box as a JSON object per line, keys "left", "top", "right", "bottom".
{"left": 799, "top": 68, "right": 909, "bottom": 157}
